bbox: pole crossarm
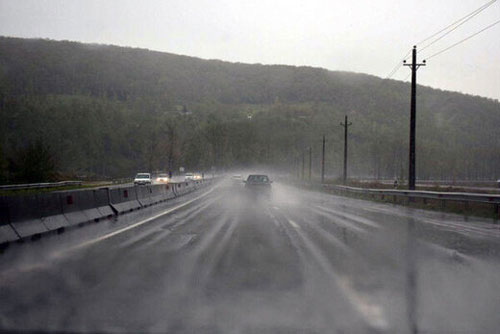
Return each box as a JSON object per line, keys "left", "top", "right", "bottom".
{"left": 403, "top": 63, "right": 426, "bottom": 68}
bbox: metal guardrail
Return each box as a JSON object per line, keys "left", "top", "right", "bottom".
{"left": 326, "top": 185, "right": 500, "bottom": 204}
{"left": 321, "top": 184, "right": 500, "bottom": 218}
{"left": 111, "top": 178, "right": 133, "bottom": 185}
{"left": 0, "top": 176, "right": 219, "bottom": 192}
{"left": 357, "top": 179, "right": 500, "bottom": 190}
{"left": 0, "top": 181, "right": 82, "bottom": 191}
{"left": 358, "top": 178, "right": 499, "bottom": 184}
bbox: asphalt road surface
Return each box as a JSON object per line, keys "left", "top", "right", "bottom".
{"left": 1, "top": 179, "right": 500, "bottom": 333}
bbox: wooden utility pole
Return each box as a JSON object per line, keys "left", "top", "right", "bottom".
{"left": 308, "top": 146, "right": 312, "bottom": 181}
{"left": 301, "top": 151, "right": 305, "bottom": 181}
{"left": 321, "top": 135, "right": 326, "bottom": 183}
{"left": 340, "top": 115, "right": 352, "bottom": 184}
{"left": 404, "top": 46, "right": 425, "bottom": 190}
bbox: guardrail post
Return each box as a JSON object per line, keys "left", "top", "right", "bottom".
{"left": 441, "top": 199, "right": 446, "bottom": 209}
{"left": 393, "top": 195, "right": 397, "bottom": 204}
{"left": 495, "top": 204, "right": 499, "bottom": 220}
{"left": 423, "top": 198, "right": 427, "bottom": 205}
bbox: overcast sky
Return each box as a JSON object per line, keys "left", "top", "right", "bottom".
{"left": 1, "top": 0, "right": 499, "bottom": 100}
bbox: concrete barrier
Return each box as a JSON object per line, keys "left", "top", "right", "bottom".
{"left": 94, "top": 188, "right": 114, "bottom": 218}
{"left": 2, "top": 195, "right": 49, "bottom": 239}
{"left": 197, "top": 179, "right": 209, "bottom": 188}
{"left": 136, "top": 186, "right": 154, "bottom": 207}
{"left": 150, "top": 185, "right": 166, "bottom": 204}
{"left": 0, "top": 198, "right": 20, "bottom": 244}
{"left": 163, "top": 184, "right": 176, "bottom": 201}
{"left": 59, "top": 189, "right": 114, "bottom": 226}
{"left": 0, "top": 224, "right": 19, "bottom": 244}
{"left": 173, "top": 181, "right": 196, "bottom": 197}
{"left": 39, "top": 192, "right": 69, "bottom": 231}
{"left": 173, "top": 182, "right": 184, "bottom": 196}
{"left": 172, "top": 183, "right": 180, "bottom": 197}
{"left": 184, "top": 182, "right": 196, "bottom": 194}
{"left": 109, "top": 186, "right": 142, "bottom": 214}
{"left": 61, "top": 190, "right": 95, "bottom": 225}
{"left": 0, "top": 178, "right": 216, "bottom": 244}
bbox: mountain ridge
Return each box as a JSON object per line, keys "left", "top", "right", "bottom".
{"left": 5, "top": 36, "right": 498, "bottom": 102}
{"left": 0, "top": 36, "right": 498, "bottom": 181}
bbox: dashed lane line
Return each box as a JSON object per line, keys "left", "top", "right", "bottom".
{"left": 0, "top": 188, "right": 217, "bottom": 280}
{"left": 69, "top": 187, "right": 216, "bottom": 252}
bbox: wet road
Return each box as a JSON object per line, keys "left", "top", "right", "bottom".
{"left": 1, "top": 180, "right": 500, "bottom": 333}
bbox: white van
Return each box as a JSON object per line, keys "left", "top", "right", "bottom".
{"left": 134, "top": 173, "right": 152, "bottom": 185}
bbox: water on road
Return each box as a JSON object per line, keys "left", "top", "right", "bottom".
{"left": 1, "top": 180, "right": 500, "bottom": 333}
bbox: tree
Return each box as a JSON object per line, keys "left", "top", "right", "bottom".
{"left": 0, "top": 142, "right": 8, "bottom": 183}
{"left": 9, "top": 140, "right": 58, "bottom": 183}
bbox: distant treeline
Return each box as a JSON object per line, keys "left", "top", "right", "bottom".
{"left": 0, "top": 37, "right": 499, "bottom": 183}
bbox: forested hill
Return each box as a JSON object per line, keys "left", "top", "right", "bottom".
{"left": 0, "top": 36, "right": 499, "bottom": 182}
{"left": 3, "top": 36, "right": 499, "bottom": 107}
{"left": 2, "top": 36, "right": 391, "bottom": 104}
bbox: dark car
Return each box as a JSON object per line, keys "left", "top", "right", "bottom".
{"left": 244, "top": 174, "right": 272, "bottom": 196}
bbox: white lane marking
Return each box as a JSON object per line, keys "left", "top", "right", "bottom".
{"left": 276, "top": 210, "right": 387, "bottom": 330}
{"left": 310, "top": 206, "right": 367, "bottom": 234}
{"left": 265, "top": 209, "right": 281, "bottom": 228}
{"left": 313, "top": 204, "right": 381, "bottom": 229}
{"left": 195, "top": 217, "right": 238, "bottom": 280}
{"left": 1, "top": 188, "right": 218, "bottom": 280}
{"left": 287, "top": 219, "right": 300, "bottom": 229}
{"left": 68, "top": 187, "right": 215, "bottom": 252}
{"left": 360, "top": 205, "right": 500, "bottom": 239}
{"left": 277, "top": 208, "right": 351, "bottom": 254}
{"left": 337, "top": 275, "right": 388, "bottom": 330}
{"left": 268, "top": 212, "right": 281, "bottom": 228}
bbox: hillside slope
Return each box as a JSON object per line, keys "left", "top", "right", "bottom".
{"left": 0, "top": 37, "right": 499, "bottom": 181}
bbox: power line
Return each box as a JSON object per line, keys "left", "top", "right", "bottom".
{"left": 384, "top": 0, "right": 497, "bottom": 82}
{"left": 385, "top": 49, "right": 412, "bottom": 79}
{"left": 416, "top": 0, "right": 497, "bottom": 46}
{"left": 418, "top": 0, "right": 497, "bottom": 53}
{"left": 385, "top": 60, "right": 404, "bottom": 79}
{"left": 424, "top": 19, "right": 500, "bottom": 60}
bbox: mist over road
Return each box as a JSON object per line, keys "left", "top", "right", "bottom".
{"left": 1, "top": 179, "right": 499, "bottom": 333}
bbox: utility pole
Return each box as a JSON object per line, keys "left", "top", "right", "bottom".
{"left": 301, "top": 151, "right": 305, "bottom": 181}
{"left": 294, "top": 156, "right": 298, "bottom": 179}
{"left": 308, "top": 146, "right": 312, "bottom": 182}
{"left": 321, "top": 135, "right": 326, "bottom": 183}
{"left": 404, "top": 46, "right": 426, "bottom": 190}
{"left": 340, "top": 115, "right": 352, "bottom": 184}
{"left": 296, "top": 156, "right": 300, "bottom": 179}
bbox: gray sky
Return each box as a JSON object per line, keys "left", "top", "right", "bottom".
{"left": 1, "top": 0, "right": 499, "bottom": 100}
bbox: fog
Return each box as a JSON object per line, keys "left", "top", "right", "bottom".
{"left": 1, "top": 0, "right": 499, "bottom": 100}
{"left": 1, "top": 177, "right": 499, "bottom": 333}
{"left": 1, "top": 0, "right": 499, "bottom": 331}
